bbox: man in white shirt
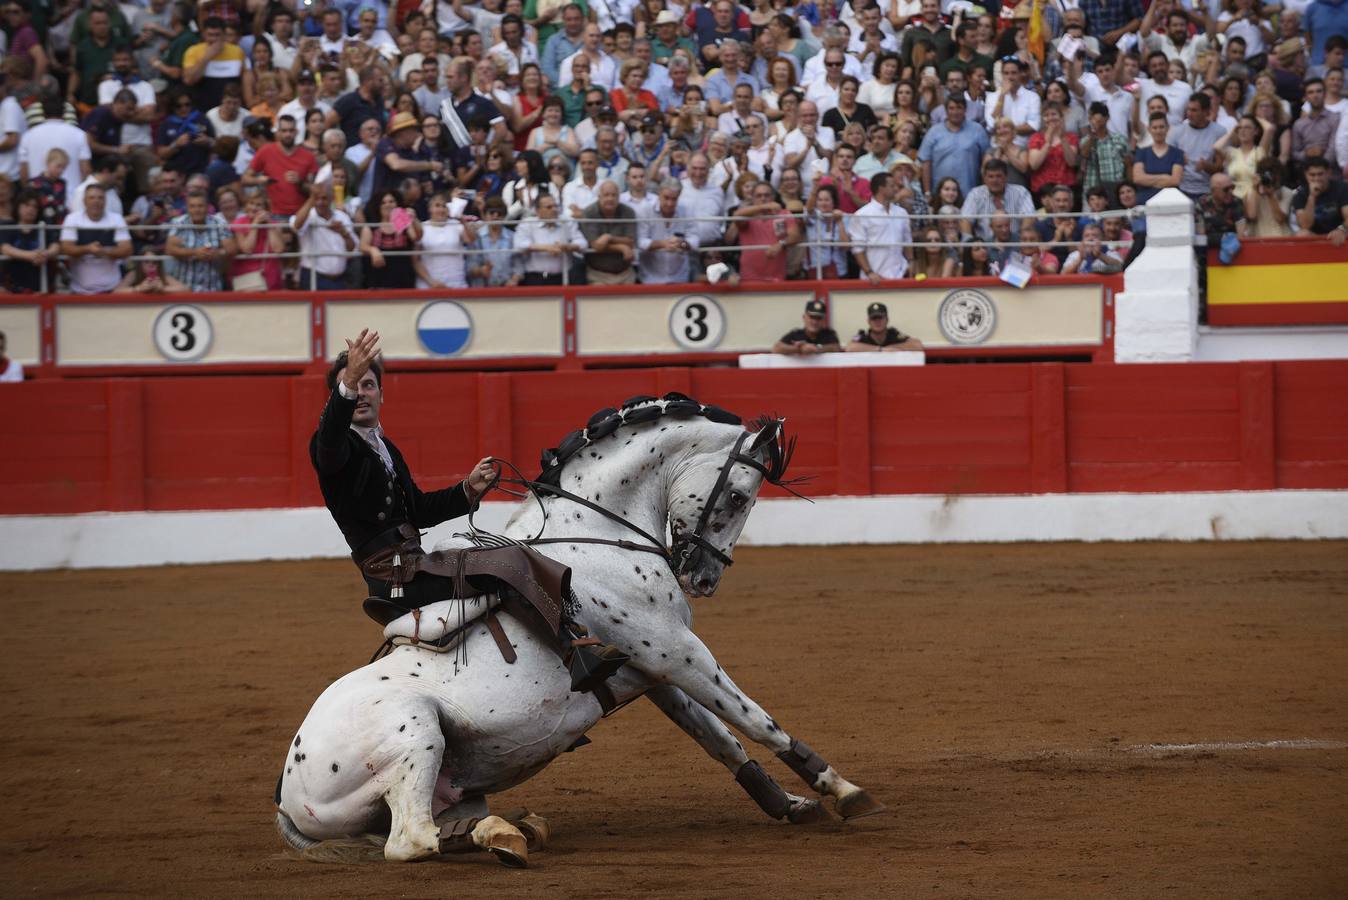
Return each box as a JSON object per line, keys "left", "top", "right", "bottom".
{"left": 847, "top": 4, "right": 898, "bottom": 64}
{"left": 513, "top": 193, "right": 587, "bottom": 284}
{"left": 278, "top": 71, "right": 332, "bottom": 143}
{"left": 291, "top": 183, "right": 355, "bottom": 291}
{"left": 637, "top": 179, "right": 699, "bottom": 284}
{"left": 850, "top": 173, "right": 911, "bottom": 281}
{"left": 781, "top": 101, "right": 836, "bottom": 193}
{"left": 58, "top": 183, "right": 132, "bottom": 294}
{"left": 562, "top": 149, "right": 603, "bottom": 218}
{"left": 73, "top": 155, "right": 127, "bottom": 217}
{"left": 489, "top": 13, "right": 539, "bottom": 84}
{"left": 317, "top": 9, "right": 349, "bottom": 57}
{"left": 0, "top": 76, "right": 26, "bottom": 180}
{"left": 803, "top": 23, "right": 867, "bottom": 85}
{"left": 1067, "top": 52, "right": 1133, "bottom": 139}
{"left": 1138, "top": 49, "right": 1192, "bottom": 128}
{"left": 678, "top": 152, "right": 729, "bottom": 251}
{"left": 559, "top": 24, "right": 619, "bottom": 91}
{"left": 984, "top": 57, "right": 1041, "bottom": 147}
{"left": 804, "top": 49, "right": 849, "bottom": 117}
{"left": 716, "top": 82, "right": 768, "bottom": 135}
{"left": 17, "top": 96, "right": 91, "bottom": 197}
{"left": 620, "top": 162, "right": 659, "bottom": 219}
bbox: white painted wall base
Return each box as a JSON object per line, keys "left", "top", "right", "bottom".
{"left": 1, "top": 491, "right": 1343, "bottom": 571}
{"left": 1197, "top": 325, "right": 1348, "bottom": 361}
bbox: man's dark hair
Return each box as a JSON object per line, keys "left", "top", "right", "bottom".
{"left": 1325, "top": 35, "right": 1346, "bottom": 52}
{"left": 982, "top": 158, "right": 1008, "bottom": 176}
{"left": 113, "top": 87, "right": 137, "bottom": 105}
{"left": 1088, "top": 100, "right": 1109, "bottom": 117}
{"left": 1304, "top": 157, "right": 1331, "bottom": 172}
{"left": 501, "top": 13, "right": 523, "bottom": 29}
{"left": 955, "top": 21, "right": 975, "bottom": 40}
{"left": 467, "top": 114, "right": 491, "bottom": 131}
{"left": 869, "top": 171, "right": 891, "bottom": 194}
{"left": 1147, "top": 49, "right": 1168, "bottom": 65}
{"left": 42, "top": 93, "right": 64, "bottom": 119}
{"left": 1227, "top": 35, "right": 1246, "bottom": 49}
{"left": 327, "top": 351, "right": 383, "bottom": 391}
{"left": 945, "top": 93, "right": 967, "bottom": 108}
{"left": 202, "top": 15, "right": 226, "bottom": 31}
{"left": 1189, "top": 91, "right": 1211, "bottom": 111}
{"left": 92, "top": 154, "right": 123, "bottom": 173}
{"left": 1302, "top": 76, "right": 1325, "bottom": 91}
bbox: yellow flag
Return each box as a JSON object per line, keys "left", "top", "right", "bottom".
{"left": 1027, "top": 0, "right": 1045, "bottom": 65}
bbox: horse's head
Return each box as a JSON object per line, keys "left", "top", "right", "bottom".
{"left": 669, "top": 416, "right": 795, "bottom": 597}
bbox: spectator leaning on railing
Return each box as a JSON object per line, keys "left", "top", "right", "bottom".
{"left": 292, "top": 182, "right": 355, "bottom": 291}
{"left": 165, "top": 190, "right": 236, "bottom": 292}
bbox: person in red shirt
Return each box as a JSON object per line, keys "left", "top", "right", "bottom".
{"left": 734, "top": 180, "right": 801, "bottom": 282}
{"left": 814, "top": 144, "right": 872, "bottom": 213}
{"left": 242, "top": 114, "right": 318, "bottom": 216}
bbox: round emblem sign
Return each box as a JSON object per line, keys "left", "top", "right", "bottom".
{"left": 937, "top": 288, "right": 997, "bottom": 345}
{"left": 416, "top": 301, "right": 473, "bottom": 356}
{"left": 152, "top": 304, "right": 213, "bottom": 362}
{"left": 668, "top": 294, "right": 726, "bottom": 350}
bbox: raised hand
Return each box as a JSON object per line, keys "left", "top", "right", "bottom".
{"left": 342, "top": 328, "right": 381, "bottom": 391}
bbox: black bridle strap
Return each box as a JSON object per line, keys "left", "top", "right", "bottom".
{"left": 681, "top": 432, "right": 754, "bottom": 572}
{"left": 524, "top": 480, "right": 674, "bottom": 564}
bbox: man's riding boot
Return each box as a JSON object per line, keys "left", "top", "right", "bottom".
{"left": 562, "top": 622, "right": 629, "bottom": 693}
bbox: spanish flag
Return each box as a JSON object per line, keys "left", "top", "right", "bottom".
{"left": 1027, "top": 0, "right": 1045, "bottom": 65}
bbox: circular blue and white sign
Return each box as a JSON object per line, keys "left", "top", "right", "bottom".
{"left": 416, "top": 301, "right": 473, "bottom": 356}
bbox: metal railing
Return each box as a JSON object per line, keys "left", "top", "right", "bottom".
{"left": 5, "top": 208, "right": 1144, "bottom": 294}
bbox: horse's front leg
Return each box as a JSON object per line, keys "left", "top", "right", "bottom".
{"left": 645, "top": 630, "right": 884, "bottom": 820}
{"left": 645, "top": 685, "right": 828, "bottom": 823}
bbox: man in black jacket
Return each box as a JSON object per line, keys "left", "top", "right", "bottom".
{"left": 312, "top": 328, "right": 625, "bottom": 691}
{"left": 311, "top": 328, "right": 495, "bottom": 604}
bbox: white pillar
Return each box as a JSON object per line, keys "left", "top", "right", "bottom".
{"left": 1114, "top": 188, "right": 1198, "bottom": 363}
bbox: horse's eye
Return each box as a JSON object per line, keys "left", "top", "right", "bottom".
{"left": 728, "top": 490, "right": 747, "bottom": 508}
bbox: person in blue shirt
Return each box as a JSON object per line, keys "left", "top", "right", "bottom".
{"left": 1131, "top": 111, "right": 1184, "bottom": 203}
{"left": 917, "top": 95, "right": 990, "bottom": 198}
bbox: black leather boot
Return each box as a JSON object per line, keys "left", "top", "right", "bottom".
{"left": 562, "top": 623, "right": 629, "bottom": 692}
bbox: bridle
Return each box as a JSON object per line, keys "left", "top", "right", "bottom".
{"left": 475, "top": 422, "right": 793, "bottom": 579}
{"left": 671, "top": 429, "right": 777, "bottom": 577}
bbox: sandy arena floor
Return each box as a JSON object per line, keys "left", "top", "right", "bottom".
{"left": 1, "top": 542, "right": 1345, "bottom": 898}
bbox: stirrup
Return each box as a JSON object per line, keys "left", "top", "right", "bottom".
{"left": 567, "top": 642, "right": 629, "bottom": 693}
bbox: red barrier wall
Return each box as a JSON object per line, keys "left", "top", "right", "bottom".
{"left": 4, "top": 361, "right": 1346, "bottom": 515}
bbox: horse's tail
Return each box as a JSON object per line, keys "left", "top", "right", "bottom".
{"left": 275, "top": 810, "right": 387, "bottom": 864}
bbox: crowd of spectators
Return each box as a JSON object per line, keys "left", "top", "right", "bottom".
{"left": 0, "top": 0, "right": 1345, "bottom": 294}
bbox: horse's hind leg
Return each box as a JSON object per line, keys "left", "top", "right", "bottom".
{"left": 646, "top": 685, "right": 827, "bottom": 824}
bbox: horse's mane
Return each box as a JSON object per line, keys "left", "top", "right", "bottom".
{"left": 533, "top": 393, "right": 792, "bottom": 487}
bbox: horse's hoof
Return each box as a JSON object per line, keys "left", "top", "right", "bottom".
{"left": 515, "top": 813, "right": 551, "bottom": 852}
{"left": 836, "top": 789, "right": 886, "bottom": 820}
{"left": 487, "top": 842, "right": 529, "bottom": 868}
{"left": 472, "top": 816, "right": 530, "bottom": 868}
{"left": 787, "top": 799, "right": 833, "bottom": 825}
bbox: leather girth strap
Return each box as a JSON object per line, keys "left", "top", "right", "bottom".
{"left": 361, "top": 544, "right": 570, "bottom": 635}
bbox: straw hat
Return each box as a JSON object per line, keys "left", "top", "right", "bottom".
{"left": 387, "top": 111, "right": 419, "bottom": 134}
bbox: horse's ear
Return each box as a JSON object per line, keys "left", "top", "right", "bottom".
{"left": 747, "top": 418, "right": 783, "bottom": 457}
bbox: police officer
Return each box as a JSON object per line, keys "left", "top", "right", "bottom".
{"left": 845, "top": 302, "right": 924, "bottom": 352}
{"left": 772, "top": 299, "right": 843, "bottom": 355}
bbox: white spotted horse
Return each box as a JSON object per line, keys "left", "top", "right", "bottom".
{"left": 275, "top": 393, "right": 884, "bottom": 865}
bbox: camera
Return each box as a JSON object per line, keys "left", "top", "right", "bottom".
{"left": 1258, "top": 170, "right": 1274, "bottom": 187}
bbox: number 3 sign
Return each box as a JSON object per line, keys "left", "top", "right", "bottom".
{"left": 668, "top": 294, "right": 726, "bottom": 351}
{"left": 153, "top": 305, "right": 213, "bottom": 362}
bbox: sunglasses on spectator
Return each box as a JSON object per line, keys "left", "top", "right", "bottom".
{"left": 825, "top": 60, "right": 844, "bottom": 67}
{"left": 585, "top": 100, "right": 604, "bottom": 106}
